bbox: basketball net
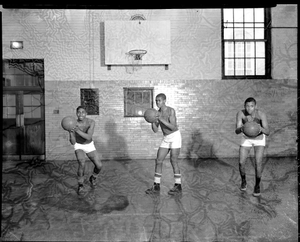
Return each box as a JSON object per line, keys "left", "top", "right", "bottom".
{"left": 125, "top": 50, "right": 146, "bottom": 74}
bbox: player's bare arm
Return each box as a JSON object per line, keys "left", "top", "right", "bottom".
{"left": 235, "top": 111, "right": 244, "bottom": 134}
{"left": 258, "top": 111, "right": 270, "bottom": 136}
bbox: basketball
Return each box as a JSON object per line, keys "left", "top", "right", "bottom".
{"left": 61, "top": 116, "right": 77, "bottom": 131}
{"left": 144, "top": 108, "right": 158, "bottom": 123}
{"left": 243, "top": 122, "right": 261, "bottom": 137}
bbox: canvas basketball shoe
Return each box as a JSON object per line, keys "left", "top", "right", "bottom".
{"left": 253, "top": 185, "right": 261, "bottom": 197}
{"left": 89, "top": 175, "right": 97, "bottom": 187}
{"left": 168, "top": 184, "right": 182, "bottom": 195}
{"left": 145, "top": 183, "right": 160, "bottom": 194}
{"left": 240, "top": 180, "right": 247, "bottom": 191}
{"left": 77, "top": 184, "right": 84, "bottom": 195}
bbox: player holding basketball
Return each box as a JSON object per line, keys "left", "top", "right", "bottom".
{"left": 69, "top": 106, "right": 102, "bottom": 195}
{"left": 235, "top": 97, "right": 269, "bottom": 196}
{"left": 146, "top": 93, "right": 182, "bottom": 195}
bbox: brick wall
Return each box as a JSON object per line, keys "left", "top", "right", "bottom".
{"left": 45, "top": 78, "right": 297, "bottom": 160}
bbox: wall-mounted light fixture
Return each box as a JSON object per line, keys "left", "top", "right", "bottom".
{"left": 10, "top": 41, "right": 23, "bottom": 49}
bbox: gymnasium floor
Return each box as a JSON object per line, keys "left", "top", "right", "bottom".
{"left": 2, "top": 156, "right": 298, "bottom": 242}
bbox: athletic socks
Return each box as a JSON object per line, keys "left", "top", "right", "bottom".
{"left": 174, "top": 174, "right": 181, "bottom": 184}
{"left": 154, "top": 173, "right": 162, "bottom": 184}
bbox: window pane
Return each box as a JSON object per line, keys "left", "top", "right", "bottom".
{"left": 234, "top": 9, "right": 243, "bottom": 22}
{"left": 223, "top": 9, "right": 233, "bottom": 22}
{"left": 255, "top": 8, "right": 264, "bottom": 22}
{"left": 255, "top": 28, "right": 264, "bottom": 39}
{"left": 142, "top": 91, "right": 150, "bottom": 104}
{"left": 246, "top": 42, "right": 255, "bottom": 57}
{"left": 224, "top": 42, "right": 234, "bottom": 57}
{"left": 256, "top": 42, "right": 265, "bottom": 57}
{"left": 256, "top": 59, "right": 265, "bottom": 75}
{"left": 244, "top": 28, "right": 254, "bottom": 39}
{"left": 234, "top": 28, "right": 243, "bottom": 39}
{"left": 224, "top": 27, "right": 233, "bottom": 39}
{"left": 225, "top": 59, "right": 234, "bottom": 75}
{"left": 235, "top": 42, "right": 244, "bottom": 57}
{"left": 244, "top": 8, "right": 254, "bottom": 22}
{"left": 246, "top": 59, "right": 255, "bottom": 75}
{"left": 235, "top": 59, "right": 244, "bottom": 75}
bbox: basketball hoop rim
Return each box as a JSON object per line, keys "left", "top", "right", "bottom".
{"left": 128, "top": 49, "right": 147, "bottom": 56}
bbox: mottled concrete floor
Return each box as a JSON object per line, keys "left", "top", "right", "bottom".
{"left": 1, "top": 156, "right": 298, "bottom": 241}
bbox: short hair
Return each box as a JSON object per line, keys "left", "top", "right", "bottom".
{"left": 244, "top": 97, "right": 256, "bottom": 106}
{"left": 76, "top": 105, "right": 86, "bottom": 112}
{"left": 156, "top": 93, "right": 166, "bottom": 100}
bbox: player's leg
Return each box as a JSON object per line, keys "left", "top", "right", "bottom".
{"left": 239, "top": 146, "right": 251, "bottom": 191}
{"left": 86, "top": 150, "right": 102, "bottom": 187}
{"left": 253, "top": 145, "right": 264, "bottom": 196}
{"left": 75, "top": 149, "right": 86, "bottom": 194}
{"left": 168, "top": 148, "right": 182, "bottom": 195}
{"left": 146, "top": 147, "right": 169, "bottom": 194}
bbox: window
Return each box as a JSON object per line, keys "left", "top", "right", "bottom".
{"left": 222, "top": 8, "right": 271, "bottom": 78}
{"left": 124, "top": 88, "right": 153, "bottom": 117}
{"left": 80, "top": 88, "right": 99, "bottom": 115}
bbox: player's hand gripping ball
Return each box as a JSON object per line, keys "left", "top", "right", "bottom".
{"left": 61, "top": 116, "right": 77, "bottom": 131}
{"left": 242, "top": 121, "right": 261, "bottom": 137}
{"left": 144, "top": 108, "right": 158, "bottom": 123}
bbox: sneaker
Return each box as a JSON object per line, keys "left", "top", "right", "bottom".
{"left": 240, "top": 180, "right": 247, "bottom": 191}
{"left": 168, "top": 184, "right": 182, "bottom": 195}
{"left": 145, "top": 183, "right": 160, "bottom": 194}
{"left": 77, "top": 184, "right": 84, "bottom": 195}
{"left": 253, "top": 185, "right": 261, "bottom": 197}
{"left": 89, "top": 175, "right": 97, "bottom": 187}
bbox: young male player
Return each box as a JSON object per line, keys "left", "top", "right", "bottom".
{"left": 235, "top": 97, "right": 269, "bottom": 196}
{"left": 146, "top": 93, "right": 182, "bottom": 195}
{"left": 69, "top": 106, "right": 102, "bottom": 195}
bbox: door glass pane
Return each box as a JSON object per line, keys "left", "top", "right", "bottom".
{"left": 32, "top": 107, "right": 41, "bottom": 118}
{"left": 6, "top": 94, "right": 16, "bottom": 106}
{"left": 7, "top": 107, "right": 16, "bottom": 118}
{"left": 24, "top": 94, "right": 32, "bottom": 106}
{"left": 32, "top": 94, "right": 41, "bottom": 106}
{"left": 24, "top": 107, "right": 32, "bottom": 118}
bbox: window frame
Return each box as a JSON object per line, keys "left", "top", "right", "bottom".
{"left": 124, "top": 87, "right": 154, "bottom": 118}
{"left": 221, "top": 8, "right": 271, "bottom": 79}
